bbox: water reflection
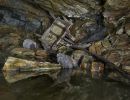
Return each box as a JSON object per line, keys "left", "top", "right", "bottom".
{"left": 0, "top": 69, "right": 130, "bottom": 100}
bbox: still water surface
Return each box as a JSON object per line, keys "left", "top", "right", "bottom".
{"left": 0, "top": 70, "right": 130, "bottom": 100}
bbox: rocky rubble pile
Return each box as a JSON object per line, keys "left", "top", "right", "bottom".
{"left": 0, "top": 0, "right": 130, "bottom": 83}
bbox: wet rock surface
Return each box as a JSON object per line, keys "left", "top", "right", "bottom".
{"left": 3, "top": 57, "right": 61, "bottom": 71}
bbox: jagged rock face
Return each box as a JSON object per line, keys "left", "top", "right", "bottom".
{"left": 104, "top": 0, "right": 130, "bottom": 28}
{"left": 89, "top": 34, "right": 130, "bottom": 72}
{"left": 23, "top": 0, "right": 104, "bottom": 43}
{"left": 105, "top": 0, "right": 130, "bottom": 10}
{"left": 125, "top": 23, "right": 130, "bottom": 36}
{"left": 0, "top": 0, "right": 50, "bottom": 32}
{"left": 0, "top": 27, "right": 21, "bottom": 51}
{"left": 0, "top": 0, "right": 104, "bottom": 38}
{"left": 89, "top": 34, "right": 130, "bottom": 52}
{"left": 24, "top": 0, "right": 101, "bottom": 18}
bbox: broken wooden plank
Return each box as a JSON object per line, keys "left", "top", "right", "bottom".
{"left": 40, "top": 18, "right": 74, "bottom": 51}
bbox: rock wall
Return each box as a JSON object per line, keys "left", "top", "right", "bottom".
{"left": 0, "top": 0, "right": 130, "bottom": 77}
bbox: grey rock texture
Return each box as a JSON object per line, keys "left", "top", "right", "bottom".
{"left": 23, "top": 39, "right": 37, "bottom": 49}
{"left": 57, "top": 53, "right": 78, "bottom": 68}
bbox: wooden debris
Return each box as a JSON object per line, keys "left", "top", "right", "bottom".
{"left": 40, "top": 18, "right": 74, "bottom": 51}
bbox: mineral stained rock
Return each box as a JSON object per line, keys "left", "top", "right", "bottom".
{"left": 104, "top": 0, "right": 130, "bottom": 29}
{"left": 11, "top": 48, "right": 35, "bottom": 58}
{"left": 89, "top": 34, "right": 130, "bottom": 54}
{"left": 71, "top": 50, "right": 93, "bottom": 69}
{"left": 10, "top": 48, "right": 49, "bottom": 61}
{"left": 0, "top": 29, "right": 21, "bottom": 51}
{"left": 91, "top": 61, "right": 104, "bottom": 72}
{"left": 105, "top": 0, "right": 130, "bottom": 10}
{"left": 3, "top": 57, "right": 61, "bottom": 71}
{"left": 89, "top": 36, "right": 112, "bottom": 55}
{"left": 91, "top": 61, "right": 104, "bottom": 78}
{"left": 35, "top": 50, "right": 49, "bottom": 60}
{"left": 89, "top": 34, "right": 130, "bottom": 73}
{"left": 0, "top": 27, "right": 23, "bottom": 65}
{"left": 125, "top": 23, "right": 130, "bottom": 36}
